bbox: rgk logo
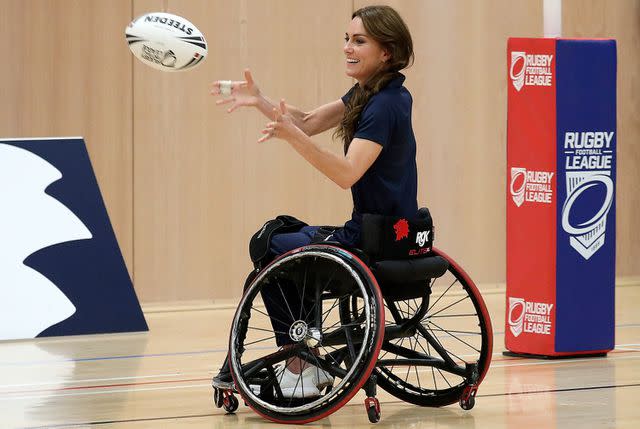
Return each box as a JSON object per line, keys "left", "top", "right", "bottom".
{"left": 416, "top": 230, "right": 430, "bottom": 247}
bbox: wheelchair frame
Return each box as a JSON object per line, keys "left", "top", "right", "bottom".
{"left": 213, "top": 244, "right": 493, "bottom": 424}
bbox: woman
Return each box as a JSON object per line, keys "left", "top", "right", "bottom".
{"left": 211, "top": 5, "right": 416, "bottom": 398}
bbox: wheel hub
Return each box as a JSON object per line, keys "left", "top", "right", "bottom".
{"left": 289, "top": 320, "right": 308, "bottom": 342}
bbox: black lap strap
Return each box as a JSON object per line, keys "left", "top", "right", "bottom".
{"left": 249, "top": 215, "right": 307, "bottom": 270}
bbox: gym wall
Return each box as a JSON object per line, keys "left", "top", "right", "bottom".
{"left": 1, "top": 0, "right": 638, "bottom": 303}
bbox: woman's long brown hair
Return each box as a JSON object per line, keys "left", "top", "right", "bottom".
{"left": 334, "top": 5, "right": 414, "bottom": 151}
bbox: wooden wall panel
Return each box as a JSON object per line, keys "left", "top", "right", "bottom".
{"left": 2, "top": 1, "right": 637, "bottom": 304}
{"left": 563, "top": 0, "right": 640, "bottom": 277}
{"left": 132, "top": 0, "right": 352, "bottom": 302}
{"left": 0, "top": 0, "right": 134, "bottom": 273}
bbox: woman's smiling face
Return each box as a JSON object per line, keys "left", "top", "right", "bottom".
{"left": 343, "top": 17, "right": 389, "bottom": 85}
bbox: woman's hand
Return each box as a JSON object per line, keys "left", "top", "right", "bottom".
{"left": 258, "top": 100, "right": 301, "bottom": 143}
{"left": 210, "top": 69, "right": 261, "bottom": 113}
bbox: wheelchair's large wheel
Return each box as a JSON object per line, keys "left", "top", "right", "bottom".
{"left": 229, "top": 245, "right": 385, "bottom": 424}
{"left": 374, "top": 247, "right": 493, "bottom": 407}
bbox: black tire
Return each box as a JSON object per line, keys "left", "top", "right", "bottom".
{"left": 223, "top": 394, "right": 239, "bottom": 413}
{"left": 229, "top": 245, "right": 385, "bottom": 424}
{"left": 213, "top": 388, "right": 223, "bottom": 408}
{"left": 460, "top": 394, "right": 475, "bottom": 410}
{"left": 374, "top": 247, "right": 493, "bottom": 407}
{"left": 367, "top": 406, "right": 381, "bottom": 423}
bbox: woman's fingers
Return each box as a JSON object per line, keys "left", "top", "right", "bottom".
{"left": 258, "top": 133, "right": 272, "bottom": 143}
{"left": 279, "top": 99, "right": 287, "bottom": 114}
{"left": 244, "top": 69, "right": 254, "bottom": 86}
{"left": 272, "top": 107, "right": 281, "bottom": 121}
{"left": 227, "top": 103, "right": 242, "bottom": 113}
{"left": 215, "top": 97, "right": 234, "bottom": 105}
{"left": 232, "top": 81, "right": 248, "bottom": 92}
{"left": 258, "top": 123, "right": 277, "bottom": 143}
{"left": 209, "top": 80, "right": 247, "bottom": 95}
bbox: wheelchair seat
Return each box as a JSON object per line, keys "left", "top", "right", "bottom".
{"left": 213, "top": 208, "right": 493, "bottom": 424}
{"left": 373, "top": 255, "right": 448, "bottom": 284}
{"left": 373, "top": 255, "right": 448, "bottom": 299}
{"left": 359, "top": 208, "right": 448, "bottom": 300}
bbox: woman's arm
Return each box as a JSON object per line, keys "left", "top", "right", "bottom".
{"left": 261, "top": 101, "right": 382, "bottom": 189}
{"left": 211, "top": 69, "right": 344, "bottom": 136}
{"left": 291, "top": 100, "right": 345, "bottom": 136}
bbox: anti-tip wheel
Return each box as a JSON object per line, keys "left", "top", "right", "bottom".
{"left": 365, "top": 397, "right": 381, "bottom": 423}
{"left": 367, "top": 406, "right": 381, "bottom": 423}
{"left": 223, "top": 394, "right": 239, "bottom": 413}
{"left": 460, "top": 394, "right": 475, "bottom": 410}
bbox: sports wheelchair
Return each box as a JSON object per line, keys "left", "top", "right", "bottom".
{"left": 212, "top": 209, "right": 493, "bottom": 424}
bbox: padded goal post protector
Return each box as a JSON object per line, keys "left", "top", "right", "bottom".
{"left": 506, "top": 38, "right": 616, "bottom": 357}
{"left": 0, "top": 138, "right": 147, "bottom": 340}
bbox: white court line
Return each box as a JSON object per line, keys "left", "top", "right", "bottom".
{"left": 488, "top": 354, "right": 640, "bottom": 369}
{"left": 0, "top": 371, "right": 208, "bottom": 389}
{"left": 0, "top": 383, "right": 212, "bottom": 401}
{"left": 2, "top": 346, "right": 637, "bottom": 391}
{"left": 2, "top": 353, "right": 640, "bottom": 402}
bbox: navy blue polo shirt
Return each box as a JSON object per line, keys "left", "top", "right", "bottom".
{"left": 333, "top": 74, "right": 418, "bottom": 247}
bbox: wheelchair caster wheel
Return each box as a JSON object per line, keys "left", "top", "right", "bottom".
{"left": 460, "top": 395, "right": 475, "bottom": 410}
{"left": 365, "top": 397, "right": 380, "bottom": 423}
{"left": 223, "top": 393, "right": 239, "bottom": 413}
{"left": 460, "top": 385, "right": 477, "bottom": 410}
{"left": 213, "top": 388, "right": 224, "bottom": 408}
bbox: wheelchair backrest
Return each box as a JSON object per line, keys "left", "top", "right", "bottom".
{"left": 361, "top": 207, "right": 434, "bottom": 261}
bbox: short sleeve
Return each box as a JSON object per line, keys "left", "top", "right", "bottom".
{"left": 353, "top": 95, "right": 394, "bottom": 148}
{"left": 341, "top": 85, "right": 356, "bottom": 105}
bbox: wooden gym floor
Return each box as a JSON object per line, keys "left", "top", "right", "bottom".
{"left": 1, "top": 284, "right": 639, "bottom": 429}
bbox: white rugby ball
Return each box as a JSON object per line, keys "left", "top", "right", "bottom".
{"left": 125, "top": 12, "right": 207, "bottom": 72}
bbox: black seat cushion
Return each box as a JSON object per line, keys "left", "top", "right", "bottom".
{"left": 373, "top": 255, "right": 449, "bottom": 300}
{"left": 374, "top": 255, "right": 448, "bottom": 284}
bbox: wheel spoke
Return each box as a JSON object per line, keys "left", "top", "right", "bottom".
{"left": 429, "top": 313, "right": 477, "bottom": 318}
{"left": 424, "top": 326, "right": 481, "bottom": 336}
{"left": 427, "top": 278, "right": 459, "bottom": 313}
{"left": 277, "top": 280, "right": 297, "bottom": 323}
{"left": 429, "top": 295, "right": 471, "bottom": 318}
{"left": 298, "top": 260, "right": 309, "bottom": 320}
{"left": 251, "top": 305, "right": 290, "bottom": 327}
{"left": 413, "top": 364, "right": 422, "bottom": 389}
{"left": 423, "top": 323, "right": 467, "bottom": 363}
{"left": 322, "top": 297, "right": 340, "bottom": 325}
{"left": 302, "top": 265, "right": 339, "bottom": 322}
{"left": 245, "top": 335, "right": 277, "bottom": 347}
{"left": 247, "top": 326, "right": 288, "bottom": 335}
{"left": 435, "top": 366, "right": 453, "bottom": 388}
{"left": 426, "top": 320, "right": 481, "bottom": 353}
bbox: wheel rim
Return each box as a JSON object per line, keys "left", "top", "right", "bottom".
{"left": 375, "top": 251, "right": 492, "bottom": 402}
{"left": 229, "top": 248, "right": 382, "bottom": 416}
